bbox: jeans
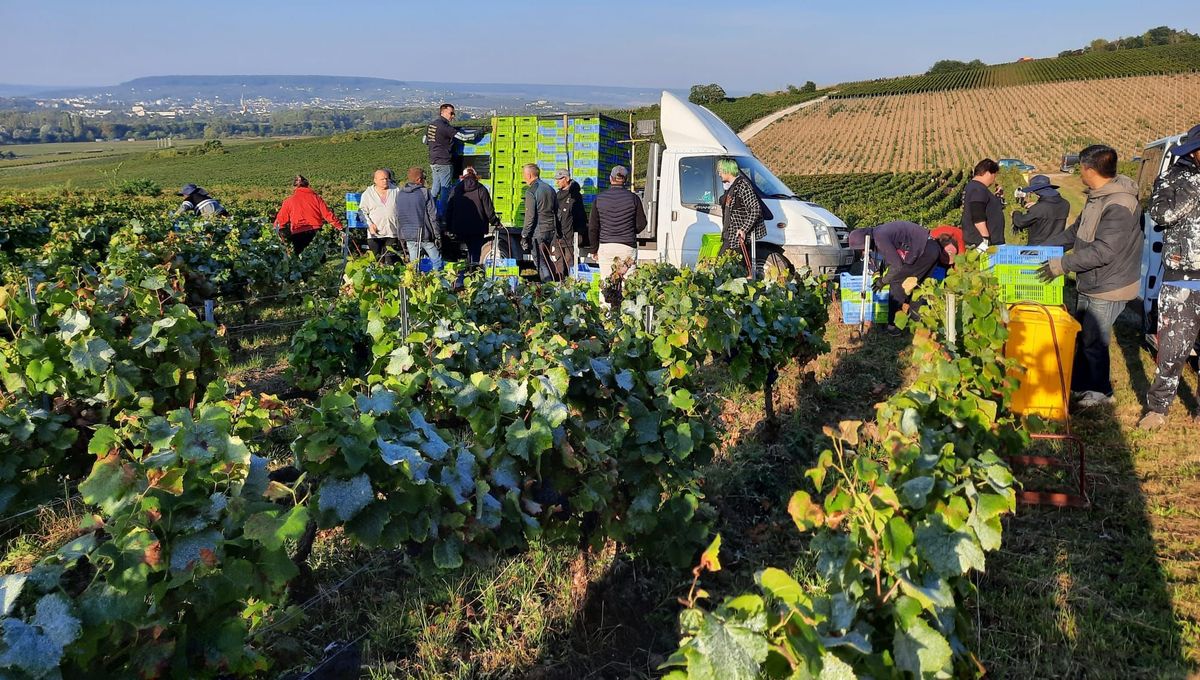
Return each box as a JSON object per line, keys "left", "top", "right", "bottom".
{"left": 529, "top": 237, "right": 556, "bottom": 282}
{"left": 1071, "top": 293, "right": 1126, "bottom": 395}
{"left": 430, "top": 164, "right": 454, "bottom": 219}
{"left": 1146, "top": 284, "right": 1200, "bottom": 413}
{"left": 405, "top": 240, "right": 442, "bottom": 271}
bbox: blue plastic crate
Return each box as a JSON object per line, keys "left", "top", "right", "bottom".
{"left": 573, "top": 141, "right": 601, "bottom": 152}
{"left": 988, "top": 245, "right": 1063, "bottom": 267}
{"left": 574, "top": 158, "right": 600, "bottom": 169}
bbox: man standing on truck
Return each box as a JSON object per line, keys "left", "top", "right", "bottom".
{"left": 717, "top": 158, "right": 767, "bottom": 271}
{"left": 1139, "top": 124, "right": 1200, "bottom": 430}
{"left": 555, "top": 169, "right": 588, "bottom": 254}
{"left": 587, "top": 165, "right": 646, "bottom": 285}
{"left": 426, "top": 104, "right": 477, "bottom": 222}
{"left": 1038, "top": 145, "right": 1143, "bottom": 410}
{"left": 1011, "top": 175, "right": 1070, "bottom": 245}
{"left": 961, "top": 159, "right": 1005, "bottom": 250}
{"left": 520, "top": 164, "right": 560, "bottom": 282}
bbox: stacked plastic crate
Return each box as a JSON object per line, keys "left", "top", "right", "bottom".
{"left": 986, "top": 245, "right": 1065, "bottom": 305}
{"left": 839, "top": 272, "right": 890, "bottom": 324}
{"left": 568, "top": 115, "right": 629, "bottom": 211}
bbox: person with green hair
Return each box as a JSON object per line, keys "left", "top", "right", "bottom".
{"left": 717, "top": 158, "right": 766, "bottom": 268}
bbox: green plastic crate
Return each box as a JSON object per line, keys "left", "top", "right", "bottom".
{"left": 699, "top": 233, "right": 722, "bottom": 260}
{"left": 994, "top": 264, "right": 1064, "bottom": 305}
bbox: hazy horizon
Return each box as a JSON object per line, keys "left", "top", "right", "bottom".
{"left": 0, "top": 0, "right": 1195, "bottom": 92}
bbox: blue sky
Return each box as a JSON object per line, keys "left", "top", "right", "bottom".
{"left": 0, "top": 0, "right": 1194, "bottom": 91}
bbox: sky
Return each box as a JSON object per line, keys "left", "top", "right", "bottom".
{"left": 0, "top": 0, "right": 1195, "bottom": 92}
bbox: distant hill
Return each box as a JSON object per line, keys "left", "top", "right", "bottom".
{"left": 23, "top": 74, "right": 666, "bottom": 111}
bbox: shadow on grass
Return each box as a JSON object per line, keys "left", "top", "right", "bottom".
{"left": 975, "top": 318, "right": 1191, "bottom": 678}
{"left": 521, "top": 322, "right": 912, "bottom": 679}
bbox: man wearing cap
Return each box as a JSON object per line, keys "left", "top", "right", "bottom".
{"left": 555, "top": 169, "right": 588, "bottom": 254}
{"left": 520, "top": 164, "right": 560, "bottom": 282}
{"left": 445, "top": 167, "right": 499, "bottom": 264}
{"left": 1038, "top": 144, "right": 1143, "bottom": 409}
{"left": 1011, "top": 175, "right": 1070, "bottom": 246}
{"left": 174, "top": 184, "right": 229, "bottom": 218}
{"left": 848, "top": 222, "right": 955, "bottom": 334}
{"left": 1140, "top": 124, "right": 1200, "bottom": 429}
{"left": 588, "top": 165, "right": 647, "bottom": 284}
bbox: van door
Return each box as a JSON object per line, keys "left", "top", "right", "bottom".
{"left": 672, "top": 155, "right": 723, "bottom": 267}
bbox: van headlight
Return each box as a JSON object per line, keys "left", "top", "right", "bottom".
{"left": 804, "top": 216, "right": 834, "bottom": 246}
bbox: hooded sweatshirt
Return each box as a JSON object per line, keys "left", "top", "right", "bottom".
{"left": 396, "top": 182, "right": 439, "bottom": 242}
{"left": 445, "top": 175, "right": 496, "bottom": 240}
{"left": 1043, "top": 175, "right": 1143, "bottom": 301}
{"left": 1011, "top": 192, "right": 1070, "bottom": 246}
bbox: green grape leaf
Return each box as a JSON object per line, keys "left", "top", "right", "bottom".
{"left": 433, "top": 536, "right": 464, "bottom": 569}
{"left": 915, "top": 516, "right": 986, "bottom": 578}
{"left": 68, "top": 337, "right": 115, "bottom": 375}
{"left": 318, "top": 474, "right": 374, "bottom": 523}
{"left": 691, "top": 611, "right": 769, "bottom": 680}
{"left": 497, "top": 378, "right": 528, "bottom": 414}
{"left": 818, "top": 652, "right": 858, "bottom": 680}
{"left": 893, "top": 617, "right": 953, "bottom": 677}
{"left": 57, "top": 309, "right": 90, "bottom": 340}
{"left": 901, "top": 476, "right": 935, "bottom": 509}
{"left": 244, "top": 506, "right": 310, "bottom": 551}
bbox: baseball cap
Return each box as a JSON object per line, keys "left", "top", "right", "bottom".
{"left": 610, "top": 165, "right": 629, "bottom": 180}
{"left": 554, "top": 168, "right": 570, "bottom": 180}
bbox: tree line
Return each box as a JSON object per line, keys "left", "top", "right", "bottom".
{"left": 0, "top": 107, "right": 435, "bottom": 145}
{"left": 1059, "top": 25, "right": 1198, "bottom": 57}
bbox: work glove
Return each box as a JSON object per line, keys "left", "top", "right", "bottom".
{"left": 1037, "top": 258, "right": 1065, "bottom": 282}
{"left": 973, "top": 238, "right": 989, "bottom": 253}
{"left": 521, "top": 239, "right": 532, "bottom": 254}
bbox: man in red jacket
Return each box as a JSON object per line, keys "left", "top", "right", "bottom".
{"left": 274, "top": 175, "right": 343, "bottom": 255}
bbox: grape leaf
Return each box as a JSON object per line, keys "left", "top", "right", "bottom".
{"left": 433, "top": 536, "right": 464, "bottom": 569}
{"left": 915, "top": 516, "right": 986, "bottom": 578}
{"left": 244, "top": 506, "right": 309, "bottom": 551}
{"left": 691, "top": 611, "right": 769, "bottom": 680}
{"left": 57, "top": 309, "right": 90, "bottom": 341}
{"left": 0, "top": 573, "right": 26, "bottom": 616}
{"left": 893, "top": 617, "right": 953, "bottom": 677}
{"left": 168, "top": 529, "right": 222, "bottom": 574}
{"left": 356, "top": 387, "right": 397, "bottom": 415}
{"left": 32, "top": 593, "right": 80, "bottom": 648}
{"left": 68, "top": 337, "right": 115, "bottom": 375}
{"left": 318, "top": 474, "right": 374, "bottom": 523}
{"left": 378, "top": 438, "right": 430, "bottom": 483}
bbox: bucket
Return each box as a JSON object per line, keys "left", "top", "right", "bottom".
{"left": 1005, "top": 303, "right": 1081, "bottom": 421}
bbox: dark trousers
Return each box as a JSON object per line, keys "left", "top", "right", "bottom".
{"left": 882, "top": 240, "right": 941, "bottom": 325}
{"left": 463, "top": 237, "right": 484, "bottom": 264}
{"left": 531, "top": 237, "right": 556, "bottom": 282}
{"left": 1071, "top": 293, "right": 1126, "bottom": 395}
{"left": 1147, "top": 284, "right": 1200, "bottom": 413}
{"left": 285, "top": 228, "right": 319, "bottom": 256}
{"left": 368, "top": 237, "right": 400, "bottom": 265}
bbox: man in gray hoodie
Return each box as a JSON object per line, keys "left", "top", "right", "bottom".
{"left": 396, "top": 166, "right": 442, "bottom": 270}
{"left": 1039, "top": 145, "right": 1144, "bottom": 409}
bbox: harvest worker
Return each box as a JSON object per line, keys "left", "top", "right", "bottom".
{"left": 1011, "top": 175, "right": 1070, "bottom": 246}
{"left": 848, "top": 221, "right": 954, "bottom": 335}
{"left": 357, "top": 168, "right": 403, "bottom": 265}
{"left": 445, "top": 167, "right": 499, "bottom": 264}
{"left": 555, "top": 169, "right": 589, "bottom": 255}
{"left": 426, "top": 103, "right": 478, "bottom": 221}
{"left": 717, "top": 158, "right": 766, "bottom": 272}
{"left": 587, "top": 165, "right": 646, "bottom": 286}
{"left": 520, "top": 164, "right": 561, "bottom": 282}
{"left": 1139, "top": 124, "right": 1200, "bottom": 430}
{"left": 273, "top": 175, "right": 343, "bottom": 256}
{"left": 1038, "top": 144, "right": 1143, "bottom": 410}
{"left": 397, "top": 166, "right": 442, "bottom": 271}
{"left": 174, "top": 184, "right": 229, "bottom": 218}
{"left": 960, "top": 159, "right": 1005, "bottom": 250}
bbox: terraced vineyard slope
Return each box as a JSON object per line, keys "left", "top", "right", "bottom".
{"left": 832, "top": 41, "right": 1200, "bottom": 98}
{"left": 753, "top": 73, "right": 1200, "bottom": 174}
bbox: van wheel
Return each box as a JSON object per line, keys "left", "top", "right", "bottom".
{"left": 479, "top": 238, "right": 512, "bottom": 267}
{"left": 754, "top": 248, "right": 793, "bottom": 282}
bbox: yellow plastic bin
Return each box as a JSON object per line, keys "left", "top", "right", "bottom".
{"left": 1004, "top": 303, "right": 1081, "bottom": 422}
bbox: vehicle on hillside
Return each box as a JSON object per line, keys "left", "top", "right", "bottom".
{"left": 482, "top": 92, "right": 852, "bottom": 277}
{"left": 1136, "top": 130, "right": 1200, "bottom": 365}
{"left": 1060, "top": 154, "right": 1080, "bottom": 173}
{"left": 998, "top": 158, "right": 1036, "bottom": 172}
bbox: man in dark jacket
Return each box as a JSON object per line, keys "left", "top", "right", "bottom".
{"left": 961, "top": 159, "right": 1005, "bottom": 249}
{"left": 1039, "top": 145, "right": 1143, "bottom": 408}
{"left": 426, "top": 103, "right": 476, "bottom": 221}
{"left": 848, "top": 221, "right": 954, "bottom": 333}
{"left": 1140, "top": 124, "right": 1200, "bottom": 429}
{"left": 520, "top": 164, "right": 560, "bottom": 282}
{"left": 396, "top": 166, "right": 442, "bottom": 271}
{"left": 717, "top": 158, "right": 766, "bottom": 269}
{"left": 445, "top": 167, "right": 499, "bottom": 264}
{"left": 555, "top": 169, "right": 588, "bottom": 253}
{"left": 588, "top": 165, "right": 647, "bottom": 284}
{"left": 1012, "top": 175, "right": 1070, "bottom": 245}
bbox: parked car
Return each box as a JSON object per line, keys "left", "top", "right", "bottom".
{"left": 998, "top": 158, "right": 1036, "bottom": 172}
{"left": 1060, "top": 153, "right": 1080, "bottom": 173}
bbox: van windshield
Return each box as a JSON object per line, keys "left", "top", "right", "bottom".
{"left": 732, "top": 156, "right": 796, "bottom": 198}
